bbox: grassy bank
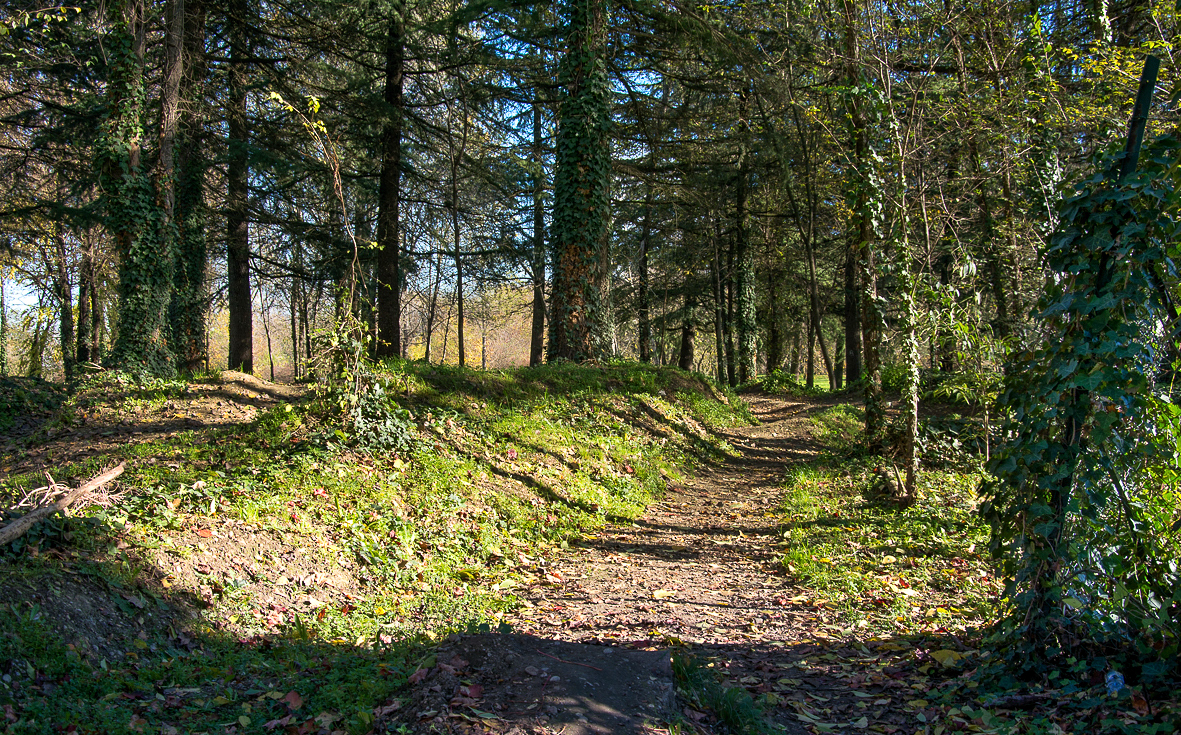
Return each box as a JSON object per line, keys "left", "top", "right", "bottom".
{"left": 0, "top": 361, "right": 750, "bottom": 735}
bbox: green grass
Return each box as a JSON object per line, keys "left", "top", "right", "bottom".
{"left": 0, "top": 361, "right": 751, "bottom": 733}
{"left": 774, "top": 407, "right": 997, "bottom": 638}
{"left": 0, "top": 600, "right": 412, "bottom": 735}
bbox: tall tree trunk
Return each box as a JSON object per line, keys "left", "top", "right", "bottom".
{"left": 171, "top": 0, "right": 208, "bottom": 372}
{"left": 76, "top": 233, "right": 92, "bottom": 366}
{"left": 844, "top": 240, "right": 860, "bottom": 385}
{"left": 54, "top": 178, "right": 75, "bottom": 383}
{"left": 844, "top": 0, "right": 883, "bottom": 445}
{"left": 103, "top": 0, "right": 174, "bottom": 374}
{"left": 734, "top": 134, "right": 756, "bottom": 383}
{"left": 712, "top": 218, "right": 725, "bottom": 384}
{"left": 725, "top": 231, "right": 736, "bottom": 386}
{"left": 375, "top": 2, "right": 405, "bottom": 358}
{"left": 425, "top": 247, "right": 444, "bottom": 362}
{"left": 806, "top": 237, "right": 834, "bottom": 384}
{"left": 805, "top": 304, "right": 815, "bottom": 389}
{"left": 678, "top": 293, "right": 695, "bottom": 371}
{"left": 529, "top": 103, "right": 546, "bottom": 367}
{"left": 454, "top": 206, "right": 465, "bottom": 367}
{"left": 0, "top": 275, "right": 6, "bottom": 376}
{"left": 449, "top": 84, "right": 469, "bottom": 367}
{"left": 637, "top": 187, "right": 653, "bottom": 363}
{"left": 547, "top": 0, "right": 609, "bottom": 362}
{"left": 226, "top": 0, "right": 252, "bottom": 372}
{"left": 157, "top": 0, "right": 182, "bottom": 224}
{"left": 289, "top": 278, "right": 299, "bottom": 379}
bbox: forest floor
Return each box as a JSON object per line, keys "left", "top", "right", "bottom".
{"left": 0, "top": 368, "right": 1175, "bottom": 735}
{"left": 392, "top": 393, "right": 1004, "bottom": 735}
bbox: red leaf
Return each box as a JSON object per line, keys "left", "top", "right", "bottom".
{"left": 340, "top": 604, "right": 353, "bottom": 615}
{"left": 283, "top": 691, "right": 303, "bottom": 710}
{"left": 195, "top": 529, "right": 213, "bottom": 538}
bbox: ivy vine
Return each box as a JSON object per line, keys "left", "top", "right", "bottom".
{"left": 984, "top": 134, "right": 1181, "bottom": 676}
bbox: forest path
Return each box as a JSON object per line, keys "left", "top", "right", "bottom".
{"left": 505, "top": 392, "right": 839, "bottom": 650}
{"left": 393, "top": 394, "right": 874, "bottom": 735}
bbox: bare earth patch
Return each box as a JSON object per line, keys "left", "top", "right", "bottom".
{"left": 1, "top": 371, "right": 306, "bottom": 479}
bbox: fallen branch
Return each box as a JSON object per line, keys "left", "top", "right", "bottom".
{"left": 0, "top": 463, "right": 125, "bottom": 547}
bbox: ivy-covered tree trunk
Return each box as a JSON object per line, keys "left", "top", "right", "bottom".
{"left": 375, "top": 1, "right": 405, "bottom": 359}
{"left": 529, "top": 102, "right": 546, "bottom": 367}
{"left": 226, "top": 0, "right": 253, "bottom": 373}
{"left": 0, "top": 275, "right": 6, "bottom": 376}
{"left": 547, "top": 0, "right": 610, "bottom": 363}
{"left": 101, "top": 0, "right": 174, "bottom": 375}
{"left": 843, "top": 0, "right": 883, "bottom": 445}
{"left": 76, "top": 237, "right": 92, "bottom": 366}
{"left": 734, "top": 165, "right": 756, "bottom": 383}
{"left": 637, "top": 187, "right": 653, "bottom": 363}
{"left": 844, "top": 239, "right": 860, "bottom": 385}
{"left": 171, "top": 0, "right": 208, "bottom": 373}
{"left": 678, "top": 293, "right": 695, "bottom": 371}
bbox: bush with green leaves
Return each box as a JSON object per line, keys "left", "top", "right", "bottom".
{"left": 983, "top": 134, "right": 1181, "bottom": 681}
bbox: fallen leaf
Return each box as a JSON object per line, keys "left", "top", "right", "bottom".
{"left": 652, "top": 590, "right": 676, "bottom": 600}
{"left": 929, "top": 649, "right": 966, "bottom": 668}
{"left": 195, "top": 529, "right": 212, "bottom": 538}
{"left": 283, "top": 691, "right": 303, "bottom": 710}
{"left": 408, "top": 668, "right": 431, "bottom": 684}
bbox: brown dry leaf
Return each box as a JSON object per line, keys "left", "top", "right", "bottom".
{"left": 283, "top": 691, "right": 303, "bottom": 710}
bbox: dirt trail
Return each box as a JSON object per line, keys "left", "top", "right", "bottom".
{"left": 395, "top": 394, "right": 868, "bottom": 734}
{"left": 505, "top": 393, "right": 836, "bottom": 649}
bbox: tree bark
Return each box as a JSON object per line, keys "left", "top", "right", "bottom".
{"left": 529, "top": 103, "right": 546, "bottom": 367}
{"left": 171, "top": 0, "right": 208, "bottom": 373}
{"left": 226, "top": 0, "right": 252, "bottom": 372}
{"left": 547, "top": 0, "right": 609, "bottom": 362}
{"left": 637, "top": 187, "right": 653, "bottom": 363}
{"left": 678, "top": 294, "right": 695, "bottom": 371}
{"left": 734, "top": 116, "right": 756, "bottom": 383}
{"left": 375, "top": 2, "right": 405, "bottom": 359}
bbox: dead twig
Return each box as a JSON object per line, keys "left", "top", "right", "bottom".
{"left": 0, "top": 464, "right": 125, "bottom": 547}
{"left": 534, "top": 648, "right": 604, "bottom": 672}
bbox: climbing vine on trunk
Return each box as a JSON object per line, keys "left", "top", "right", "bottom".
{"left": 547, "top": 0, "right": 610, "bottom": 362}
{"left": 984, "top": 133, "right": 1181, "bottom": 673}
{"left": 98, "top": 1, "right": 175, "bottom": 377}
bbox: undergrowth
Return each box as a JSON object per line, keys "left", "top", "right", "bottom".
{"left": 775, "top": 404, "right": 1181, "bottom": 734}
{"left": 0, "top": 361, "right": 749, "bottom": 734}
{"left": 673, "top": 653, "right": 776, "bottom": 735}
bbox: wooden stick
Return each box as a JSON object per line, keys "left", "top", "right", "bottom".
{"left": 534, "top": 648, "right": 603, "bottom": 672}
{"left": 0, "top": 464, "right": 125, "bottom": 547}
